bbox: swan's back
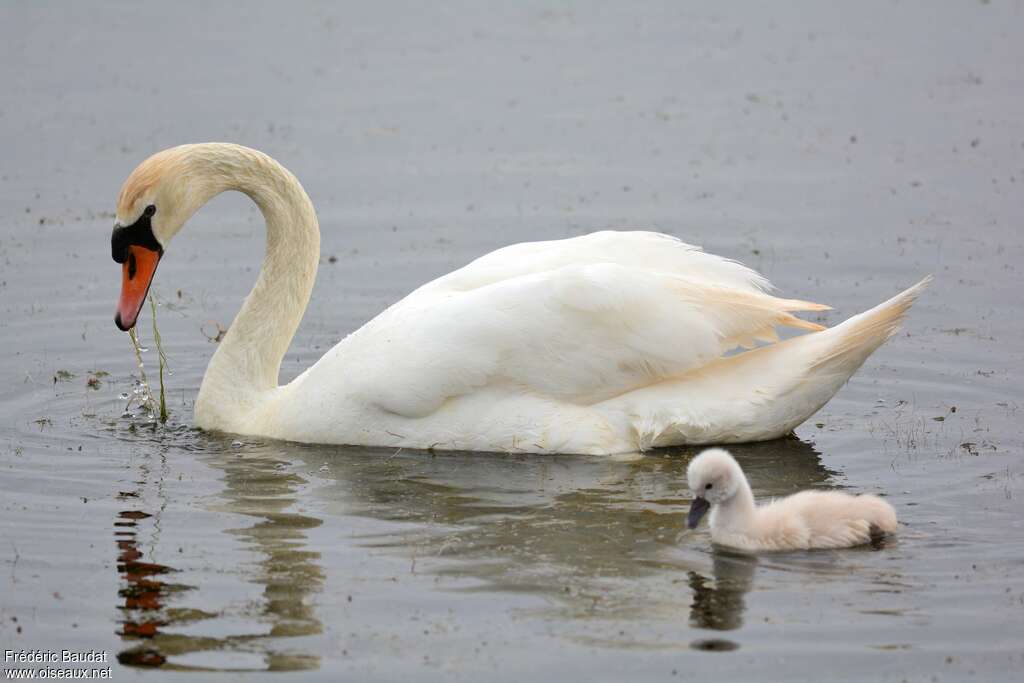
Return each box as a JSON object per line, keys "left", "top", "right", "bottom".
{"left": 757, "top": 490, "right": 898, "bottom": 549}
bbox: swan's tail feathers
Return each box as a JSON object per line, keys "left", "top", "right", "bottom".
{"left": 778, "top": 297, "right": 833, "bottom": 313}
{"left": 750, "top": 297, "right": 831, "bottom": 343}
{"left": 782, "top": 314, "right": 827, "bottom": 333}
{"left": 778, "top": 297, "right": 831, "bottom": 333}
{"left": 607, "top": 277, "right": 930, "bottom": 447}
{"left": 697, "top": 287, "right": 832, "bottom": 349}
{"left": 809, "top": 276, "right": 931, "bottom": 374}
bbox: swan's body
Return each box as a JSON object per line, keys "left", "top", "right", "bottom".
{"left": 686, "top": 449, "right": 898, "bottom": 551}
{"left": 111, "top": 143, "right": 928, "bottom": 455}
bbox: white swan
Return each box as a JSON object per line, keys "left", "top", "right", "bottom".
{"left": 685, "top": 448, "right": 898, "bottom": 551}
{"left": 110, "top": 143, "right": 928, "bottom": 454}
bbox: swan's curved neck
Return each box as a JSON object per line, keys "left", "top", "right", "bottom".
{"left": 184, "top": 145, "right": 320, "bottom": 422}
{"left": 715, "top": 478, "right": 757, "bottom": 529}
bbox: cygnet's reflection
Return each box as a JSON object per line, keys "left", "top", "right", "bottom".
{"left": 688, "top": 551, "right": 758, "bottom": 631}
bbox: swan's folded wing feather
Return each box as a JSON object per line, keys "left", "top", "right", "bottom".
{"left": 342, "top": 259, "right": 829, "bottom": 419}
{"left": 424, "top": 230, "right": 775, "bottom": 295}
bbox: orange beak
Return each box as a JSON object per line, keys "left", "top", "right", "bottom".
{"left": 115, "top": 245, "right": 161, "bottom": 331}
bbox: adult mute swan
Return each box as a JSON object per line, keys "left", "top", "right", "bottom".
{"left": 686, "top": 448, "right": 898, "bottom": 550}
{"left": 110, "top": 143, "right": 928, "bottom": 454}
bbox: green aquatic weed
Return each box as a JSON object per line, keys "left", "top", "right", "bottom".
{"left": 127, "top": 298, "right": 170, "bottom": 424}
{"left": 149, "top": 296, "right": 169, "bottom": 423}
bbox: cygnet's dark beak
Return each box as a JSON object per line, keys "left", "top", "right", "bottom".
{"left": 687, "top": 496, "right": 710, "bottom": 529}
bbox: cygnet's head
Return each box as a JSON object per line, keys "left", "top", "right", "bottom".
{"left": 685, "top": 448, "right": 745, "bottom": 529}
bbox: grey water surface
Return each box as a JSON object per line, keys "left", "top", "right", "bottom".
{"left": 1, "top": 1, "right": 1022, "bottom": 680}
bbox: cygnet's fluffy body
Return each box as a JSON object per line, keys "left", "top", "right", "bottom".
{"left": 685, "top": 448, "right": 897, "bottom": 551}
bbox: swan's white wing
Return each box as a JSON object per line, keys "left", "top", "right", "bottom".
{"left": 422, "top": 230, "right": 773, "bottom": 294}
{"left": 328, "top": 233, "right": 829, "bottom": 419}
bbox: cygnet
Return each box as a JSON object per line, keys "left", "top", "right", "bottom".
{"left": 686, "top": 448, "right": 897, "bottom": 551}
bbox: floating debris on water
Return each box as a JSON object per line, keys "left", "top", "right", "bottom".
{"left": 202, "top": 320, "right": 228, "bottom": 344}
{"left": 53, "top": 369, "right": 74, "bottom": 384}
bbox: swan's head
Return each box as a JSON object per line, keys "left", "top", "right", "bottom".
{"left": 686, "top": 448, "right": 745, "bottom": 529}
{"left": 110, "top": 146, "right": 198, "bottom": 330}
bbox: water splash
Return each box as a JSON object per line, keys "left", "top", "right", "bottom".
{"left": 124, "top": 327, "right": 159, "bottom": 421}
{"left": 123, "top": 295, "right": 171, "bottom": 423}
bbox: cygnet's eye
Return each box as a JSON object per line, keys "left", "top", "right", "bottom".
{"left": 705, "top": 483, "right": 713, "bottom": 490}
{"left": 144, "top": 204, "right": 157, "bottom": 218}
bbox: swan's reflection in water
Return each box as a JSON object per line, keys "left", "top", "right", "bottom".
{"left": 116, "top": 432, "right": 324, "bottom": 672}
{"left": 115, "top": 432, "right": 833, "bottom": 666}
{"left": 302, "top": 436, "right": 835, "bottom": 642}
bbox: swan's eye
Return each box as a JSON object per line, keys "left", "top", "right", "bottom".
{"left": 144, "top": 204, "right": 156, "bottom": 218}
{"left": 705, "top": 483, "right": 713, "bottom": 490}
